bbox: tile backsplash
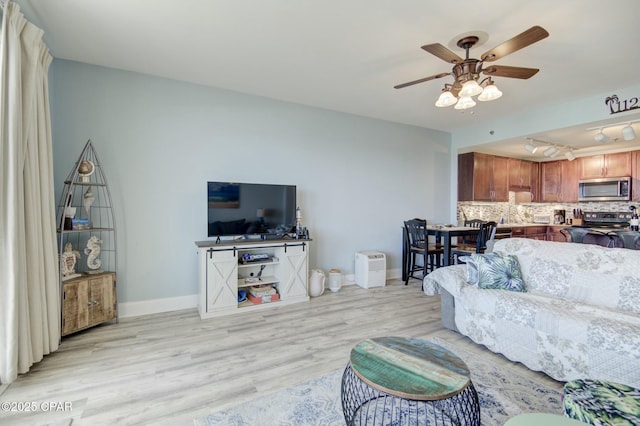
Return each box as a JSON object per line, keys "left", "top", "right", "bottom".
{"left": 457, "top": 192, "right": 638, "bottom": 225}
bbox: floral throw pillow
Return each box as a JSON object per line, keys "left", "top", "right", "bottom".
{"left": 462, "top": 252, "right": 526, "bottom": 292}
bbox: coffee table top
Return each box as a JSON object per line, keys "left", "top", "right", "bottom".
{"left": 349, "top": 336, "right": 471, "bottom": 401}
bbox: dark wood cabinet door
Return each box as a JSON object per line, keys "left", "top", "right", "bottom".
{"left": 492, "top": 156, "right": 509, "bottom": 201}
{"left": 580, "top": 155, "right": 605, "bottom": 179}
{"left": 580, "top": 152, "right": 631, "bottom": 179}
{"left": 508, "top": 158, "right": 532, "bottom": 189}
{"left": 605, "top": 152, "right": 632, "bottom": 177}
{"left": 561, "top": 159, "right": 579, "bottom": 202}
{"left": 541, "top": 161, "right": 562, "bottom": 202}
{"left": 633, "top": 151, "right": 640, "bottom": 201}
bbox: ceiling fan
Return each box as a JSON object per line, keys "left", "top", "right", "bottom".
{"left": 394, "top": 26, "right": 549, "bottom": 109}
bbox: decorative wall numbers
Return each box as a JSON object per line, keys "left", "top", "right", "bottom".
{"left": 606, "top": 94, "right": 639, "bottom": 115}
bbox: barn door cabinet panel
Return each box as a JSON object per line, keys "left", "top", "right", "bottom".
{"left": 196, "top": 239, "right": 310, "bottom": 319}
{"left": 579, "top": 152, "right": 632, "bottom": 179}
{"left": 458, "top": 152, "right": 509, "bottom": 202}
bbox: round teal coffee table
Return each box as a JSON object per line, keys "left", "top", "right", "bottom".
{"left": 341, "top": 336, "right": 480, "bottom": 425}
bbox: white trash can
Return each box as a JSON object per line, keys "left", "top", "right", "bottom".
{"left": 328, "top": 269, "right": 342, "bottom": 292}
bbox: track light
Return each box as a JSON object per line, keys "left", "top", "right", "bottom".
{"left": 622, "top": 124, "right": 636, "bottom": 141}
{"left": 565, "top": 151, "right": 576, "bottom": 161}
{"left": 594, "top": 129, "right": 609, "bottom": 143}
{"left": 524, "top": 143, "right": 538, "bottom": 154}
{"left": 543, "top": 146, "right": 558, "bottom": 157}
{"left": 587, "top": 120, "right": 640, "bottom": 142}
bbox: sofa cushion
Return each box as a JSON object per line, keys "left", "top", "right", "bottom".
{"left": 462, "top": 252, "right": 526, "bottom": 292}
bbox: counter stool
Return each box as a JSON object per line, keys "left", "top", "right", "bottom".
{"left": 563, "top": 379, "right": 640, "bottom": 425}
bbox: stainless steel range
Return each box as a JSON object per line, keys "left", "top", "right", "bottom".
{"left": 583, "top": 212, "right": 633, "bottom": 228}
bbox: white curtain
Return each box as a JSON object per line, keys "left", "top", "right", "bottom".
{"left": 0, "top": 1, "right": 59, "bottom": 384}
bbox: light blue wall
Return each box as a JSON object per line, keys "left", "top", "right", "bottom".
{"left": 49, "top": 59, "right": 451, "bottom": 304}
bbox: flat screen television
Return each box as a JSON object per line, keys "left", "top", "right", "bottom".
{"left": 207, "top": 181, "right": 297, "bottom": 238}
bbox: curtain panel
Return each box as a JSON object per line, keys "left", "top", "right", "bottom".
{"left": 0, "top": 1, "right": 59, "bottom": 384}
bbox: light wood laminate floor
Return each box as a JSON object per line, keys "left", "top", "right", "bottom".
{"left": 0, "top": 279, "right": 560, "bottom": 425}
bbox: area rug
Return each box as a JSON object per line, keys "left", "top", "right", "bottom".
{"left": 194, "top": 338, "right": 563, "bottom": 425}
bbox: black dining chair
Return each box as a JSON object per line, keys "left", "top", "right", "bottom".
{"left": 403, "top": 219, "right": 444, "bottom": 285}
{"left": 611, "top": 230, "right": 640, "bottom": 250}
{"left": 451, "top": 221, "right": 497, "bottom": 263}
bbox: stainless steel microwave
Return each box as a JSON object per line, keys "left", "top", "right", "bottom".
{"left": 578, "top": 177, "right": 631, "bottom": 202}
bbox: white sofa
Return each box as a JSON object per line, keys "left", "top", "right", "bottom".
{"left": 423, "top": 238, "right": 640, "bottom": 388}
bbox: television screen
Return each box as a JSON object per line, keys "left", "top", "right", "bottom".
{"left": 207, "top": 182, "right": 297, "bottom": 237}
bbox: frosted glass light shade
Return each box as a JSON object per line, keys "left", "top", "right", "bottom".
{"left": 622, "top": 124, "right": 636, "bottom": 141}
{"left": 435, "top": 90, "right": 457, "bottom": 107}
{"left": 594, "top": 130, "right": 609, "bottom": 143}
{"left": 454, "top": 96, "right": 476, "bottom": 110}
{"left": 459, "top": 80, "right": 483, "bottom": 97}
{"left": 477, "top": 83, "right": 503, "bottom": 101}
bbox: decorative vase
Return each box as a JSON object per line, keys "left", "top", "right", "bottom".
{"left": 309, "top": 269, "right": 325, "bottom": 297}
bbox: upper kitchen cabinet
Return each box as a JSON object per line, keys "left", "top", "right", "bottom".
{"left": 508, "top": 158, "right": 534, "bottom": 190}
{"left": 541, "top": 159, "right": 579, "bottom": 202}
{"left": 632, "top": 151, "right": 640, "bottom": 201}
{"left": 579, "top": 152, "right": 632, "bottom": 179}
{"left": 458, "top": 152, "right": 509, "bottom": 202}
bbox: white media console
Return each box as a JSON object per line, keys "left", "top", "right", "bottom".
{"left": 195, "top": 238, "right": 310, "bottom": 319}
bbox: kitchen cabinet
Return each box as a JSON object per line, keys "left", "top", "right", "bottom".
{"left": 632, "top": 150, "right": 640, "bottom": 201}
{"left": 547, "top": 226, "right": 569, "bottom": 242}
{"left": 508, "top": 158, "right": 534, "bottom": 190}
{"left": 579, "top": 152, "right": 631, "bottom": 179}
{"left": 541, "top": 159, "right": 579, "bottom": 202}
{"left": 458, "top": 152, "right": 509, "bottom": 202}
{"left": 512, "top": 226, "right": 547, "bottom": 240}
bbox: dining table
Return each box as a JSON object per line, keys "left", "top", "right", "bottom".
{"left": 402, "top": 225, "right": 480, "bottom": 281}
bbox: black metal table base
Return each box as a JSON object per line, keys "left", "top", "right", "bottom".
{"left": 341, "top": 363, "right": 481, "bottom": 426}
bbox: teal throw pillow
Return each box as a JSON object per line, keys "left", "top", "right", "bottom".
{"left": 464, "top": 252, "right": 526, "bottom": 292}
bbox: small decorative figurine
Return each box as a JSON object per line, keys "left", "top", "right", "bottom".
{"left": 60, "top": 242, "right": 82, "bottom": 280}
{"left": 84, "top": 235, "right": 103, "bottom": 273}
{"left": 83, "top": 187, "right": 95, "bottom": 218}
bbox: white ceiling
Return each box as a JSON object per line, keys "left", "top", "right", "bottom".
{"left": 18, "top": 0, "right": 640, "bottom": 159}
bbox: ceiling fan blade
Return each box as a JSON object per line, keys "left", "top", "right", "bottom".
{"left": 421, "top": 43, "right": 463, "bottom": 64}
{"left": 481, "top": 26, "right": 549, "bottom": 62}
{"left": 483, "top": 65, "right": 540, "bottom": 79}
{"left": 394, "top": 72, "right": 450, "bottom": 89}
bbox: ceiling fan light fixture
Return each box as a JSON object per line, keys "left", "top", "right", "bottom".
{"left": 622, "top": 124, "right": 636, "bottom": 141}
{"left": 477, "top": 82, "right": 503, "bottom": 102}
{"left": 435, "top": 89, "right": 457, "bottom": 107}
{"left": 594, "top": 129, "right": 609, "bottom": 143}
{"left": 458, "top": 79, "right": 483, "bottom": 97}
{"left": 454, "top": 96, "right": 476, "bottom": 110}
{"left": 524, "top": 143, "right": 538, "bottom": 154}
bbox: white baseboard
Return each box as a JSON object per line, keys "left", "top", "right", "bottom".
{"left": 119, "top": 268, "right": 403, "bottom": 318}
{"left": 118, "top": 294, "right": 198, "bottom": 318}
